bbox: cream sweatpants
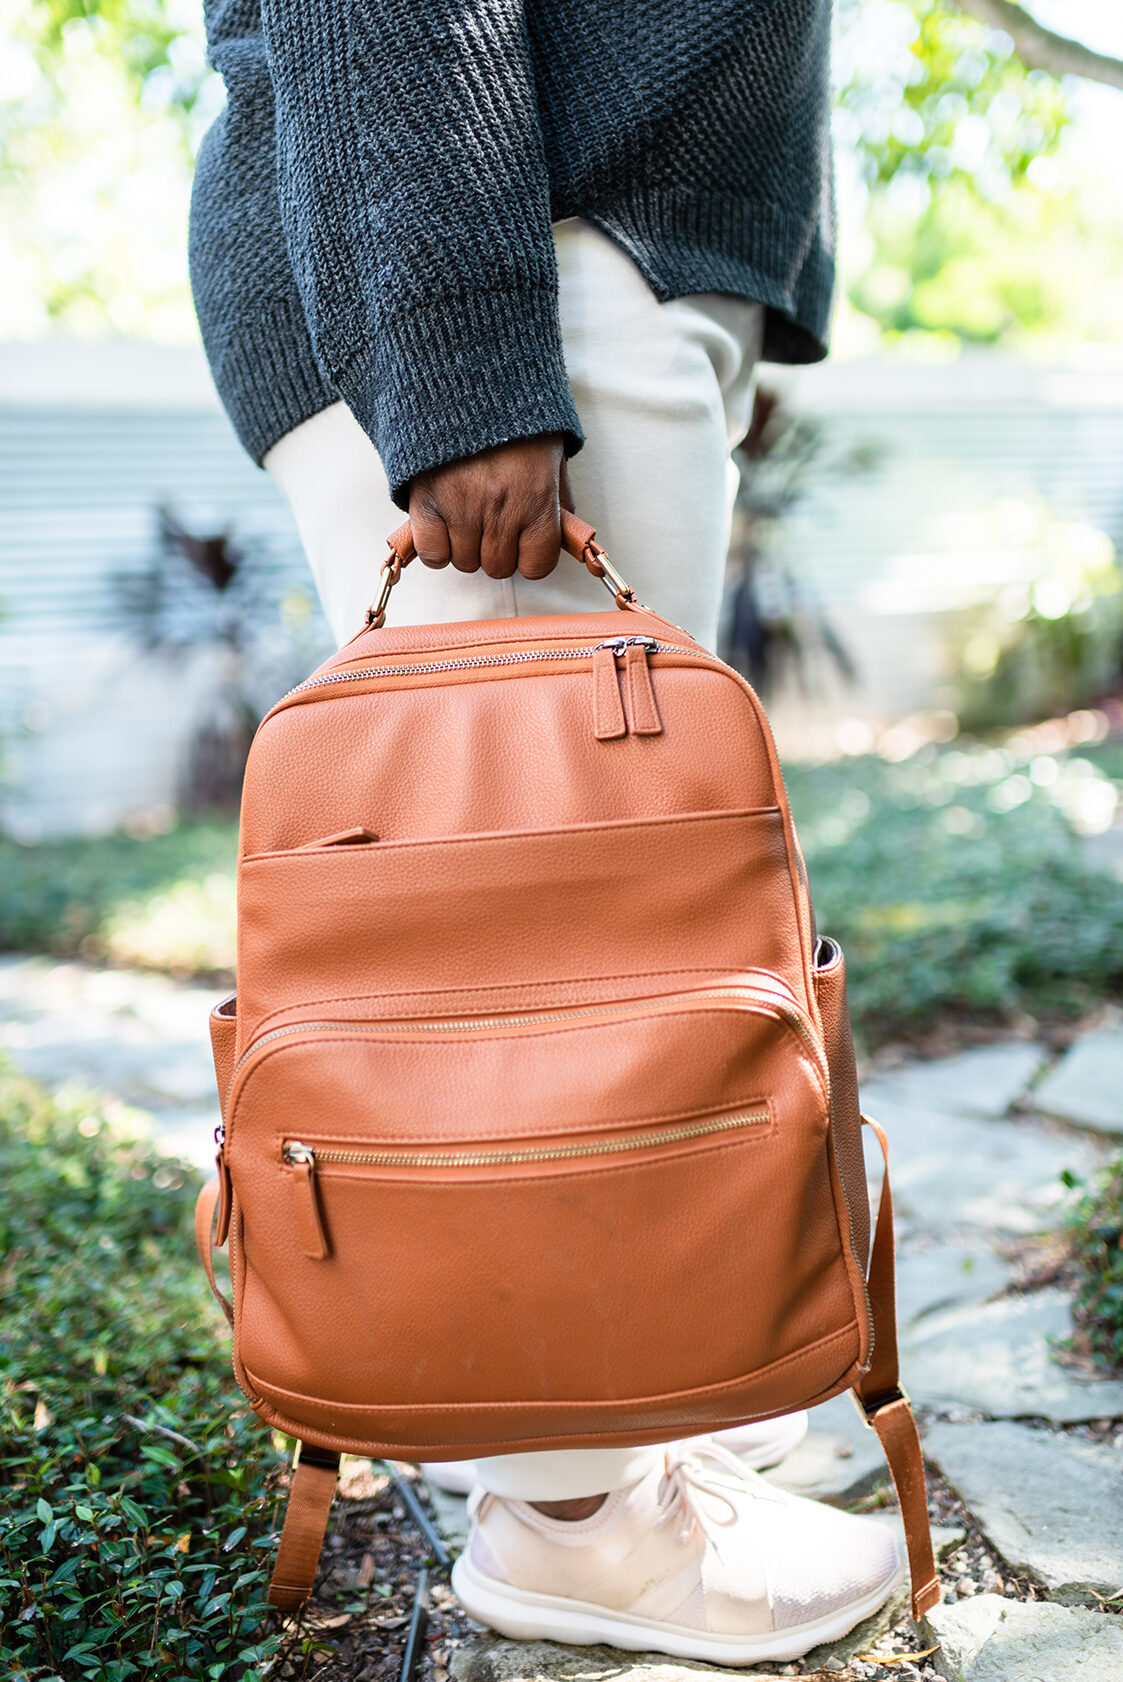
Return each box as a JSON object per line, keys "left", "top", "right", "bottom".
{"left": 265, "top": 217, "right": 762, "bottom": 1500}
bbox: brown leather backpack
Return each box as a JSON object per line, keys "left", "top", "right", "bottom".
{"left": 196, "top": 513, "right": 939, "bottom": 1619}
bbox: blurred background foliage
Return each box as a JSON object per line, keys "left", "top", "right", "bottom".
{"left": 3, "top": 0, "right": 1122, "bottom": 347}
{"left": 836, "top": 0, "right": 1123, "bottom": 349}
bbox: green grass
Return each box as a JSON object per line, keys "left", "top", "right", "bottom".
{"left": 786, "top": 740, "right": 1123, "bottom": 1048}
{"left": 0, "top": 1064, "right": 284, "bottom": 1679}
{"left": 0, "top": 822, "right": 237, "bottom": 975}
{"left": 2, "top": 736, "right": 1122, "bottom": 1049}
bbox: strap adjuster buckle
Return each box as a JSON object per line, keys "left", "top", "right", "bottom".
{"left": 850, "top": 1384, "right": 909, "bottom": 1429}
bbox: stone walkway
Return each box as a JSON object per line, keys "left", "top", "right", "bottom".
{"left": 3, "top": 956, "right": 1122, "bottom": 1680}
{"left": 0, "top": 954, "right": 220, "bottom": 1169}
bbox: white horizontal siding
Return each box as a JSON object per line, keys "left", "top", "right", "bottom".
{"left": 2, "top": 341, "right": 1123, "bottom": 829}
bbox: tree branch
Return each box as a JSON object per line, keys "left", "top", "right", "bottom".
{"left": 952, "top": 0, "right": 1123, "bottom": 91}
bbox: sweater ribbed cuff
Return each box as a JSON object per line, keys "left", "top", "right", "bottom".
{"left": 209, "top": 294, "right": 340, "bottom": 466}
{"left": 333, "top": 285, "right": 583, "bottom": 508}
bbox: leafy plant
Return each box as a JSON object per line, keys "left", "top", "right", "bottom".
{"left": 110, "top": 509, "right": 321, "bottom": 813}
{"left": 786, "top": 741, "right": 1123, "bottom": 1046}
{"left": 721, "top": 387, "right": 873, "bottom": 695}
{"left": 835, "top": 0, "right": 1089, "bottom": 346}
{"left": 952, "top": 514, "right": 1123, "bottom": 731}
{"left": 0, "top": 819, "right": 237, "bottom": 974}
{"left": 0, "top": 1063, "right": 284, "bottom": 1678}
{"left": 1067, "top": 1153, "right": 1123, "bottom": 1371}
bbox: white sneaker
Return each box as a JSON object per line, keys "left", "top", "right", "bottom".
{"left": 711, "top": 1410, "right": 809, "bottom": 1468}
{"left": 451, "top": 1438, "right": 904, "bottom": 1666}
{"left": 420, "top": 1459, "right": 478, "bottom": 1495}
{"left": 422, "top": 1411, "right": 809, "bottom": 1495}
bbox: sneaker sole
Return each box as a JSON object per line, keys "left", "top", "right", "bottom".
{"left": 451, "top": 1550, "right": 906, "bottom": 1665}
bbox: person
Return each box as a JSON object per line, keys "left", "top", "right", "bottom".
{"left": 188, "top": 1, "right": 905, "bottom": 1661}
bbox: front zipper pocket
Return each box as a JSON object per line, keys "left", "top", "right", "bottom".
{"left": 280, "top": 1104, "right": 773, "bottom": 1261}
{"left": 225, "top": 975, "right": 863, "bottom": 1417}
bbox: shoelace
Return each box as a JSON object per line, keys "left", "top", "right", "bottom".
{"left": 654, "top": 1438, "right": 755, "bottom": 1550}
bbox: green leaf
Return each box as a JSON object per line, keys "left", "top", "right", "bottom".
{"left": 139, "top": 1443, "right": 180, "bottom": 1469}
{"left": 36, "top": 1499, "right": 53, "bottom": 1525}
{"left": 119, "top": 1498, "right": 148, "bottom": 1528}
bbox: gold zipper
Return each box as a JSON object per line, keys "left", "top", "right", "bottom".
{"left": 232, "top": 985, "right": 826, "bottom": 1091}
{"left": 282, "top": 1106, "right": 770, "bottom": 1172}
{"left": 281, "top": 1105, "right": 771, "bottom": 1258}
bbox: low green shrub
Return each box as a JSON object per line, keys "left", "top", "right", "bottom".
{"left": 0, "top": 822, "right": 237, "bottom": 974}
{"left": 1067, "top": 1153, "right": 1123, "bottom": 1371}
{"left": 786, "top": 744, "right": 1123, "bottom": 1046}
{"left": 0, "top": 1063, "right": 283, "bottom": 1680}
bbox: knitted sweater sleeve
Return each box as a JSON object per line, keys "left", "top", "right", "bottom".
{"left": 189, "top": 7, "right": 340, "bottom": 467}
{"left": 258, "top": 0, "right": 583, "bottom": 506}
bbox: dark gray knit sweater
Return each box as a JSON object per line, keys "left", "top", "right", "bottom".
{"left": 189, "top": 0, "right": 834, "bottom": 506}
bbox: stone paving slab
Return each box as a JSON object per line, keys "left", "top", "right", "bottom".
{"left": 902, "top": 1289, "right": 1123, "bottom": 1422}
{"left": 860, "top": 1097, "right": 1101, "bottom": 1237}
{"left": 924, "top": 1421, "right": 1123, "bottom": 1601}
{"left": 450, "top": 1641, "right": 790, "bottom": 1682}
{"left": 896, "top": 1244, "right": 1013, "bottom": 1329}
{"left": 1034, "top": 1019, "right": 1123, "bottom": 1136}
{"left": 923, "top": 1594, "right": 1123, "bottom": 1681}
{"left": 424, "top": 1481, "right": 472, "bottom": 1552}
{"left": 863, "top": 1043, "right": 1048, "bottom": 1122}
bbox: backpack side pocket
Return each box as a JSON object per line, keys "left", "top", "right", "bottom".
{"left": 210, "top": 992, "right": 238, "bottom": 1115}
{"left": 814, "top": 939, "right": 870, "bottom": 1271}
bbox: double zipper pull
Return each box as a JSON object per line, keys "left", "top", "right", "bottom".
{"left": 284, "top": 1142, "right": 329, "bottom": 1260}
{"left": 624, "top": 641, "right": 662, "bottom": 736}
{"left": 592, "top": 638, "right": 662, "bottom": 740}
{"left": 592, "top": 644, "right": 627, "bottom": 740}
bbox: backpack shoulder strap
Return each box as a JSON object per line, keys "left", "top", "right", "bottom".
{"left": 856, "top": 1116, "right": 941, "bottom": 1622}
{"left": 267, "top": 1445, "right": 342, "bottom": 1611}
{"left": 194, "top": 1175, "right": 233, "bottom": 1326}
{"left": 194, "top": 1177, "right": 338, "bottom": 1609}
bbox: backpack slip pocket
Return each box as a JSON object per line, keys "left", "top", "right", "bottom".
{"left": 233, "top": 807, "right": 808, "bottom": 1049}
{"left": 220, "top": 976, "right": 869, "bottom": 1453}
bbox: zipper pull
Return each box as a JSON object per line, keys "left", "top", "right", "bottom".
{"left": 214, "top": 1126, "right": 232, "bottom": 1247}
{"left": 591, "top": 643, "right": 627, "bottom": 740}
{"left": 283, "top": 1141, "right": 329, "bottom": 1260}
{"left": 623, "top": 639, "right": 662, "bottom": 735}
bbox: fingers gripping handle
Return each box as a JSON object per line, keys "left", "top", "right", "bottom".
{"left": 366, "top": 511, "right": 642, "bottom": 629}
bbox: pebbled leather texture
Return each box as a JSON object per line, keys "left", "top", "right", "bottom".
{"left": 202, "top": 553, "right": 934, "bottom": 1610}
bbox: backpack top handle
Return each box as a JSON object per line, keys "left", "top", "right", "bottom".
{"left": 365, "top": 509, "right": 643, "bottom": 629}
